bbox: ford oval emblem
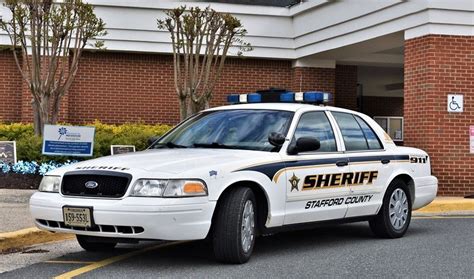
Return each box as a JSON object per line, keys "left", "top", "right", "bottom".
{"left": 85, "top": 181, "right": 99, "bottom": 189}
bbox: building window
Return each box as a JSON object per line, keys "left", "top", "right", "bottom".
{"left": 374, "top": 117, "right": 403, "bottom": 141}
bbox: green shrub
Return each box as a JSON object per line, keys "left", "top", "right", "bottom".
{"left": 0, "top": 121, "right": 172, "bottom": 163}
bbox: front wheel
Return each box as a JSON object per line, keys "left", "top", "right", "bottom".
{"left": 369, "top": 179, "right": 412, "bottom": 238}
{"left": 76, "top": 235, "right": 117, "bottom": 251}
{"left": 212, "top": 187, "right": 256, "bottom": 264}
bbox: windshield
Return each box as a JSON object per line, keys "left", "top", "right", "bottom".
{"left": 151, "top": 109, "right": 294, "bottom": 152}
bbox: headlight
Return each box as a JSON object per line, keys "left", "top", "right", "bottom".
{"left": 131, "top": 179, "right": 207, "bottom": 197}
{"left": 38, "top": 176, "right": 61, "bottom": 193}
{"left": 131, "top": 179, "right": 167, "bottom": 197}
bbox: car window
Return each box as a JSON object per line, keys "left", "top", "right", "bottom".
{"left": 153, "top": 109, "right": 294, "bottom": 152}
{"left": 332, "top": 112, "right": 369, "bottom": 151}
{"left": 354, "top": 115, "right": 383, "bottom": 150}
{"left": 293, "top": 112, "right": 337, "bottom": 152}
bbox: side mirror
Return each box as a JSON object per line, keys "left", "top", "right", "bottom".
{"left": 148, "top": 136, "right": 160, "bottom": 146}
{"left": 288, "top": 137, "right": 320, "bottom": 155}
{"left": 268, "top": 132, "right": 286, "bottom": 147}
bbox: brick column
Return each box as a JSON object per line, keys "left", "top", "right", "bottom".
{"left": 404, "top": 35, "right": 474, "bottom": 196}
{"left": 291, "top": 67, "right": 335, "bottom": 104}
{"left": 335, "top": 65, "right": 358, "bottom": 111}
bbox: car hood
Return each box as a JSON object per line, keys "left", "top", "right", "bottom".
{"left": 64, "top": 148, "right": 279, "bottom": 175}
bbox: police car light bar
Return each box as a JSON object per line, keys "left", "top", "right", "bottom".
{"left": 227, "top": 93, "right": 262, "bottom": 104}
{"left": 280, "top": 91, "right": 332, "bottom": 104}
{"left": 227, "top": 91, "right": 332, "bottom": 104}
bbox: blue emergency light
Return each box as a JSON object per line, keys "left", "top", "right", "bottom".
{"left": 227, "top": 90, "right": 332, "bottom": 105}
{"left": 227, "top": 93, "right": 261, "bottom": 104}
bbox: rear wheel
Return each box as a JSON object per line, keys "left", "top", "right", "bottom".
{"left": 369, "top": 179, "right": 412, "bottom": 238}
{"left": 76, "top": 235, "right": 117, "bottom": 251}
{"left": 213, "top": 187, "right": 256, "bottom": 264}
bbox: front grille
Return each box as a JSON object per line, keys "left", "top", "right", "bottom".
{"left": 36, "top": 219, "right": 145, "bottom": 234}
{"left": 61, "top": 171, "right": 132, "bottom": 198}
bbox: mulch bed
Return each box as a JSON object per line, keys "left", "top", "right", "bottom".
{"left": 0, "top": 173, "right": 42, "bottom": 190}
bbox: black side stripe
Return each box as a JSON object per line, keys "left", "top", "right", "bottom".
{"left": 348, "top": 155, "right": 409, "bottom": 163}
{"left": 235, "top": 155, "right": 410, "bottom": 181}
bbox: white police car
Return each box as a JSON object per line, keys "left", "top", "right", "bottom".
{"left": 30, "top": 91, "right": 438, "bottom": 264}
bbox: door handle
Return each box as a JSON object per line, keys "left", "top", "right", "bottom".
{"left": 381, "top": 159, "right": 390, "bottom": 164}
{"left": 336, "top": 160, "right": 348, "bottom": 167}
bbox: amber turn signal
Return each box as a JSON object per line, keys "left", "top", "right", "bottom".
{"left": 183, "top": 182, "right": 207, "bottom": 194}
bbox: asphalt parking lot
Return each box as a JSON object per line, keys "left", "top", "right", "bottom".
{"left": 1, "top": 217, "right": 473, "bottom": 278}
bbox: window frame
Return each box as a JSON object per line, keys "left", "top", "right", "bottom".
{"left": 330, "top": 111, "right": 384, "bottom": 153}
{"left": 373, "top": 116, "right": 404, "bottom": 142}
{"left": 287, "top": 110, "right": 341, "bottom": 155}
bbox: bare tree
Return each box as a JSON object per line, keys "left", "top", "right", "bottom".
{"left": 0, "top": 0, "right": 106, "bottom": 135}
{"left": 158, "top": 6, "right": 251, "bottom": 120}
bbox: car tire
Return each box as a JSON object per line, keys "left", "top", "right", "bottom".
{"left": 76, "top": 235, "right": 117, "bottom": 251}
{"left": 369, "top": 179, "right": 412, "bottom": 238}
{"left": 213, "top": 187, "right": 257, "bottom": 264}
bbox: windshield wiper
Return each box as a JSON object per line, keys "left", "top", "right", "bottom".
{"left": 154, "top": 142, "right": 187, "bottom": 149}
{"left": 193, "top": 142, "right": 237, "bottom": 149}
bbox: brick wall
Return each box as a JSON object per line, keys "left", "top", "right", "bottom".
{"left": 335, "top": 65, "right": 358, "bottom": 110}
{"left": 291, "top": 67, "right": 335, "bottom": 92}
{"left": 2, "top": 52, "right": 336, "bottom": 125}
{"left": 68, "top": 52, "right": 294, "bottom": 125}
{"left": 0, "top": 51, "right": 23, "bottom": 123}
{"left": 404, "top": 35, "right": 474, "bottom": 196}
{"left": 68, "top": 52, "right": 177, "bottom": 124}
{"left": 212, "top": 58, "right": 293, "bottom": 106}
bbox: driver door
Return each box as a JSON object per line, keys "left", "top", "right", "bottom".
{"left": 283, "top": 111, "right": 350, "bottom": 225}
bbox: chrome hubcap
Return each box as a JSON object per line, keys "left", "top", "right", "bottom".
{"left": 241, "top": 200, "right": 255, "bottom": 253}
{"left": 389, "top": 188, "right": 409, "bottom": 230}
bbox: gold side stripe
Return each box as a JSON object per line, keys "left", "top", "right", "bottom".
{"left": 302, "top": 183, "right": 371, "bottom": 191}
{"left": 273, "top": 164, "right": 334, "bottom": 182}
{"left": 273, "top": 160, "right": 410, "bottom": 183}
{"left": 237, "top": 158, "right": 411, "bottom": 183}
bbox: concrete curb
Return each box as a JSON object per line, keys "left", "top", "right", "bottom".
{"left": 0, "top": 227, "right": 73, "bottom": 253}
{"left": 414, "top": 197, "right": 474, "bottom": 213}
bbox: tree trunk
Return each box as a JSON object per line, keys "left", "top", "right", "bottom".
{"left": 38, "top": 96, "right": 51, "bottom": 137}
{"left": 190, "top": 99, "right": 205, "bottom": 116}
{"left": 186, "top": 98, "right": 194, "bottom": 119}
{"left": 179, "top": 97, "right": 189, "bottom": 121}
{"left": 32, "top": 99, "right": 42, "bottom": 136}
{"left": 51, "top": 94, "right": 62, "bottom": 125}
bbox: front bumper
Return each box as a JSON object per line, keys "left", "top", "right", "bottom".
{"left": 29, "top": 192, "right": 216, "bottom": 241}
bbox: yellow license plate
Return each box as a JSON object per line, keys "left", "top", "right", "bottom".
{"left": 63, "top": 207, "right": 93, "bottom": 228}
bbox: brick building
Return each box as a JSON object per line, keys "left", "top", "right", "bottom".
{"left": 0, "top": 0, "right": 473, "bottom": 196}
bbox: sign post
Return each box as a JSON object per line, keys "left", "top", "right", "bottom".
{"left": 42, "top": 125, "right": 95, "bottom": 157}
{"left": 0, "top": 141, "right": 17, "bottom": 164}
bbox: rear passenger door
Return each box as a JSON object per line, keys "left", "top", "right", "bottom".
{"left": 331, "top": 112, "right": 390, "bottom": 217}
{"left": 283, "top": 111, "right": 350, "bottom": 225}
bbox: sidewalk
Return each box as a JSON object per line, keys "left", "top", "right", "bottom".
{"left": 0, "top": 188, "right": 473, "bottom": 252}
{"left": 0, "top": 189, "right": 73, "bottom": 252}
{"left": 0, "top": 189, "right": 36, "bottom": 233}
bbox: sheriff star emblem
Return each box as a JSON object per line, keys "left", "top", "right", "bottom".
{"left": 289, "top": 173, "right": 300, "bottom": 192}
